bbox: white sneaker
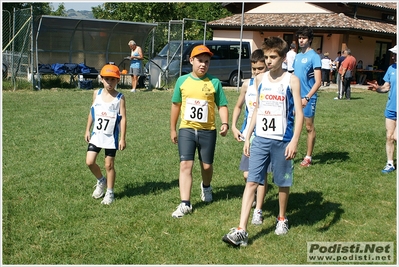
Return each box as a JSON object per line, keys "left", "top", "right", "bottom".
{"left": 130, "top": 89, "right": 136, "bottom": 92}
{"left": 92, "top": 178, "right": 107, "bottom": 199}
{"left": 251, "top": 209, "right": 263, "bottom": 225}
{"left": 101, "top": 191, "right": 114, "bottom": 205}
{"left": 200, "top": 182, "right": 213, "bottom": 202}
{"left": 172, "top": 203, "right": 193, "bottom": 218}
{"left": 222, "top": 227, "right": 248, "bottom": 247}
{"left": 275, "top": 218, "right": 289, "bottom": 235}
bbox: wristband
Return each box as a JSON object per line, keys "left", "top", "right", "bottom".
{"left": 222, "top": 123, "right": 229, "bottom": 130}
{"left": 304, "top": 96, "right": 310, "bottom": 102}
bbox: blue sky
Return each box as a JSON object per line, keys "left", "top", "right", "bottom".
{"left": 52, "top": 2, "right": 104, "bottom": 11}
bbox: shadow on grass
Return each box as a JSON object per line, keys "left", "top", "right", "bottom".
{"left": 249, "top": 190, "right": 343, "bottom": 245}
{"left": 117, "top": 179, "right": 179, "bottom": 198}
{"left": 311, "top": 151, "right": 350, "bottom": 165}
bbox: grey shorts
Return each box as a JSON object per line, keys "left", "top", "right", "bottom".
{"left": 129, "top": 67, "right": 141, "bottom": 76}
{"left": 247, "top": 136, "right": 293, "bottom": 187}
{"left": 178, "top": 128, "right": 217, "bottom": 164}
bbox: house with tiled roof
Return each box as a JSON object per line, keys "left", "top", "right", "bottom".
{"left": 208, "top": 2, "right": 397, "bottom": 71}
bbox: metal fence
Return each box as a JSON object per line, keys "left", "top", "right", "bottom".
{"left": 143, "top": 19, "right": 207, "bottom": 89}
{"left": 2, "top": 7, "right": 33, "bottom": 90}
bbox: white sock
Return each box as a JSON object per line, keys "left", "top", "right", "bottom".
{"left": 97, "top": 176, "right": 106, "bottom": 183}
{"left": 305, "top": 156, "right": 312, "bottom": 161}
{"left": 106, "top": 188, "right": 114, "bottom": 194}
{"left": 388, "top": 161, "right": 394, "bottom": 166}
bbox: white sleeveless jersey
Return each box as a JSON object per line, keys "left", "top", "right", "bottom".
{"left": 255, "top": 71, "right": 295, "bottom": 142}
{"left": 240, "top": 78, "right": 258, "bottom": 140}
{"left": 89, "top": 89, "right": 123, "bottom": 149}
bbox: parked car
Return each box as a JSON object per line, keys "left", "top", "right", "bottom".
{"left": 146, "top": 40, "right": 252, "bottom": 88}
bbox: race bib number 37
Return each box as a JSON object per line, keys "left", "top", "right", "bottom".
{"left": 184, "top": 98, "right": 209, "bottom": 123}
{"left": 94, "top": 111, "right": 117, "bottom": 135}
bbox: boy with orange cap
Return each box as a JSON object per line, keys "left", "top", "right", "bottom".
{"left": 85, "top": 64, "right": 127, "bottom": 205}
{"left": 170, "top": 45, "right": 229, "bottom": 217}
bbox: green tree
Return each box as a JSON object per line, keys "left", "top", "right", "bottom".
{"left": 2, "top": 2, "right": 52, "bottom": 16}
{"left": 92, "top": 3, "right": 231, "bottom": 38}
{"left": 92, "top": 3, "right": 231, "bottom": 54}
{"left": 50, "top": 3, "right": 67, "bottom": 17}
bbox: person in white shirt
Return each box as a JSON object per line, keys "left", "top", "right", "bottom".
{"left": 321, "top": 52, "right": 332, "bottom": 86}
{"left": 285, "top": 43, "right": 297, "bottom": 73}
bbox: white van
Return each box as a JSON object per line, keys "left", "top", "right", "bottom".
{"left": 146, "top": 40, "right": 252, "bottom": 88}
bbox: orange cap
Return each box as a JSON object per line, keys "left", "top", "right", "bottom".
{"left": 190, "top": 45, "right": 213, "bottom": 58}
{"left": 100, "top": 64, "right": 120, "bottom": 79}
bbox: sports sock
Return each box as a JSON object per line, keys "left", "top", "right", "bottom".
{"left": 388, "top": 161, "right": 394, "bottom": 166}
{"left": 305, "top": 156, "right": 312, "bottom": 161}
{"left": 106, "top": 188, "right": 113, "bottom": 194}
{"left": 182, "top": 200, "right": 191, "bottom": 207}
{"left": 97, "top": 176, "right": 106, "bottom": 183}
{"left": 202, "top": 183, "right": 210, "bottom": 188}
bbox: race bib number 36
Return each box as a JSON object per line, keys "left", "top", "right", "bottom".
{"left": 184, "top": 98, "right": 209, "bottom": 123}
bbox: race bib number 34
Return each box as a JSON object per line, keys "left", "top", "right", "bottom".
{"left": 184, "top": 98, "right": 209, "bottom": 123}
{"left": 256, "top": 108, "right": 283, "bottom": 136}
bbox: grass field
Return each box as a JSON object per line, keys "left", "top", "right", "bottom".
{"left": 2, "top": 86, "right": 397, "bottom": 264}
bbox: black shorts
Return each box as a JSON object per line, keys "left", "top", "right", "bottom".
{"left": 178, "top": 128, "right": 217, "bottom": 164}
{"left": 87, "top": 143, "right": 116, "bottom": 157}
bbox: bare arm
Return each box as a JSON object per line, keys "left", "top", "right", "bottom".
{"left": 367, "top": 81, "right": 391, "bottom": 93}
{"left": 243, "top": 74, "right": 263, "bottom": 157}
{"left": 302, "top": 68, "right": 321, "bottom": 107}
{"left": 170, "top": 103, "right": 181, "bottom": 144}
{"left": 285, "top": 75, "right": 304, "bottom": 160}
{"left": 84, "top": 90, "right": 97, "bottom": 142}
{"left": 118, "top": 96, "right": 127, "bottom": 150}
{"left": 231, "top": 79, "right": 249, "bottom": 141}
{"left": 218, "top": 105, "right": 229, "bottom": 137}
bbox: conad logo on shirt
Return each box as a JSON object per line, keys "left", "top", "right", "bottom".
{"left": 260, "top": 94, "right": 286, "bottom": 101}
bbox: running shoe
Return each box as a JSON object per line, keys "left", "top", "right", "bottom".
{"left": 382, "top": 164, "right": 395, "bottom": 174}
{"left": 101, "top": 191, "right": 114, "bottom": 205}
{"left": 251, "top": 209, "right": 263, "bottom": 225}
{"left": 172, "top": 203, "right": 193, "bottom": 218}
{"left": 222, "top": 227, "right": 248, "bottom": 247}
{"left": 200, "top": 182, "right": 213, "bottom": 202}
{"left": 92, "top": 178, "right": 107, "bottom": 199}
{"left": 275, "top": 218, "right": 289, "bottom": 235}
{"left": 300, "top": 158, "right": 312, "bottom": 167}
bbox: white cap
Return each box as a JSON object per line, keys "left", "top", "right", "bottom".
{"left": 388, "top": 45, "right": 397, "bottom": 54}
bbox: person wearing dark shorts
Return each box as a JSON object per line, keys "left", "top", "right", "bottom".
{"left": 170, "top": 45, "right": 229, "bottom": 218}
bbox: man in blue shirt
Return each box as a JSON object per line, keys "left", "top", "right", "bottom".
{"left": 293, "top": 27, "right": 322, "bottom": 167}
{"left": 368, "top": 45, "right": 397, "bottom": 173}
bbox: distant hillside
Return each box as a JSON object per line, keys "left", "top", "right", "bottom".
{"left": 65, "top": 9, "right": 94, "bottom": 19}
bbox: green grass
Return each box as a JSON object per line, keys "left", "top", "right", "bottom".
{"left": 2, "top": 86, "right": 396, "bottom": 264}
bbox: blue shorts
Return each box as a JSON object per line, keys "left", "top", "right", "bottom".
{"left": 239, "top": 153, "right": 272, "bottom": 173}
{"left": 247, "top": 137, "right": 293, "bottom": 187}
{"left": 178, "top": 128, "right": 217, "bottom": 164}
{"left": 385, "top": 109, "right": 397, "bottom": 120}
{"left": 303, "top": 97, "right": 317, "bottom": 118}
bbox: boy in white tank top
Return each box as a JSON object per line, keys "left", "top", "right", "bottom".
{"left": 84, "top": 64, "right": 127, "bottom": 205}
{"left": 223, "top": 36, "right": 304, "bottom": 247}
{"left": 231, "top": 49, "right": 269, "bottom": 225}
